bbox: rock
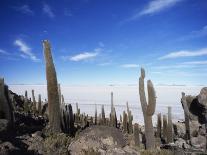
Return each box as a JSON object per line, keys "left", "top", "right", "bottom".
{"left": 0, "top": 141, "right": 19, "bottom": 155}
{"left": 27, "top": 135, "right": 44, "bottom": 154}
{"left": 31, "top": 131, "right": 42, "bottom": 137}
{"left": 0, "top": 119, "right": 9, "bottom": 133}
{"left": 174, "top": 121, "right": 200, "bottom": 138}
{"left": 175, "top": 138, "right": 190, "bottom": 149}
{"left": 191, "top": 135, "right": 206, "bottom": 150}
{"left": 68, "top": 125, "right": 139, "bottom": 155}
{"left": 174, "top": 122, "right": 185, "bottom": 138}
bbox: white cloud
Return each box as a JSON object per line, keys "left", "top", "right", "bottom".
{"left": 14, "top": 39, "right": 40, "bottom": 62}
{"left": 0, "top": 49, "right": 10, "bottom": 55}
{"left": 181, "top": 61, "right": 207, "bottom": 65}
{"left": 62, "top": 47, "right": 103, "bottom": 62}
{"left": 14, "top": 5, "right": 34, "bottom": 15}
{"left": 159, "top": 48, "right": 207, "bottom": 60}
{"left": 127, "top": 0, "right": 183, "bottom": 21}
{"left": 121, "top": 64, "right": 139, "bottom": 68}
{"left": 66, "top": 52, "right": 98, "bottom": 62}
{"left": 140, "top": 0, "right": 183, "bottom": 15}
{"left": 43, "top": 3, "right": 55, "bottom": 18}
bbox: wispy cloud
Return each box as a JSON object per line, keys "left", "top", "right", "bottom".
{"left": 14, "top": 39, "right": 40, "bottom": 62}
{"left": 0, "top": 49, "right": 10, "bottom": 55}
{"left": 159, "top": 48, "right": 207, "bottom": 60}
{"left": 120, "top": 64, "right": 139, "bottom": 68}
{"left": 126, "top": 0, "right": 183, "bottom": 21}
{"left": 179, "top": 25, "right": 207, "bottom": 41}
{"left": 43, "top": 3, "right": 55, "bottom": 18}
{"left": 69, "top": 52, "right": 98, "bottom": 61}
{"left": 13, "top": 5, "right": 34, "bottom": 15}
{"left": 181, "top": 61, "right": 207, "bottom": 65}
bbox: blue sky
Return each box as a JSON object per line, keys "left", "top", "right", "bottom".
{"left": 0, "top": 0, "right": 207, "bottom": 85}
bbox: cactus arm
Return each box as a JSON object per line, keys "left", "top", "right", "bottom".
{"left": 139, "top": 77, "right": 147, "bottom": 113}
{"left": 181, "top": 92, "right": 190, "bottom": 116}
{"left": 146, "top": 80, "right": 156, "bottom": 116}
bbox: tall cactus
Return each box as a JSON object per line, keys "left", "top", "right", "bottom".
{"left": 134, "top": 123, "right": 140, "bottom": 147}
{"left": 123, "top": 111, "right": 128, "bottom": 133}
{"left": 43, "top": 40, "right": 61, "bottom": 132}
{"left": 139, "top": 68, "right": 156, "bottom": 149}
{"left": 181, "top": 92, "right": 191, "bottom": 144}
{"left": 163, "top": 114, "right": 167, "bottom": 142}
{"left": 0, "top": 78, "right": 14, "bottom": 126}
{"left": 167, "top": 106, "right": 173, "bottom": 143}
{"left": 32, "top": 89, "right": 37, "bottom": 112}
{"left": 110, "top": 92, "right": 116, "bottom": 127}
{"left": 126, "top": 102, "right": 133, "bottom": 134}
{"left": 24, "top": 90, "right": 29, "bottom": 112}
{"left": 95, "top": 104, "right": 97, "bottom": 125}
{"left": 157, "top": 113, "right": 162, "bottom": 138}
{"left": 101, "top": 105, "right": 106, "bottom": 125}
{"left": 38, "top": 94, "right": 42, "bottom": 115}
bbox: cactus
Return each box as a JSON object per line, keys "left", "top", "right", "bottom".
{"left": 110, "top": 92, "right": 116, "bottom": 127}
{"left": 31, "top": 89, "right": 37, "bottom": 112}
{"left": 123, "top": 111, "right": 128, "bottom": 133}
{"left": 181, "top": 92, "right": 191, "bottom": 144}
{"left": 61, "top": 104, "right": 74, "bottom": 135}
{"left": 157, "top": 113, "right": 162, "bottom": 138}
{"left": 167, "top": 107, "right": 173, "bottom": 143}
{"left": 101, "top": 105, "right": 106, "bottom": 125}
{"left": 139, "top": 68, "right": 156, "bottom": 149}
{"left": 120, "top": 115, "right": 122, "bottom": 123}
{"left": 67, "top": 104, "right": 74, "bottom": 135}
{"left": 0, "top": 78, "right": 14, "bottom": 127}
{"left": 128, "top": 110, "right": 133, "bottom": 134}
{"left": 25, "top": 90, "right": 28, "bottom": 99}
{"left": 95, "top": 104, "right": 97, "bottom": 125}
{"left": 162, "top": 114, "right": 167, "bottom": 142}
{"left": 126, "top": 102, "right": 133, "bottom": 134}
{"left": 38, "top": 94, "right": 42, "bottom": 115}
{"left": 134, "top": 123, "right": 140, "bottom": 147}
{"left": 75, "top": 102, "right": 80, "bottom": 123}
{"left": 23, "top": 90, "right": 29, "bottom": 112}
{"left": 43, "top": 40, "right": 61, "bottom": 132}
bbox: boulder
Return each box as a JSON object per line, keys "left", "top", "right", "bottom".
{"left": 0, "top": 119, "right": 9, "bottom": 133}
{"left": 68, "top": 125, "right": 139, "bottom": 155}
{"left": 191, "top": 135, "right": 206, "bottom": 150}
{"left": 0, "top": 141, "right": 19, "bottom": 155}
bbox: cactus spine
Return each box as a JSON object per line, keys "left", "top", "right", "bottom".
{"left": 167, "top": 106, "right": 173, "bottom": 143}
{"left": 43, "top": 40, "right": 61, "bottom": 132}
{"left": 181, "top": 92, "right": 191, "bottom": 143}
{"left": 139, "top": 68, "right": 156, "bottom": 149}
